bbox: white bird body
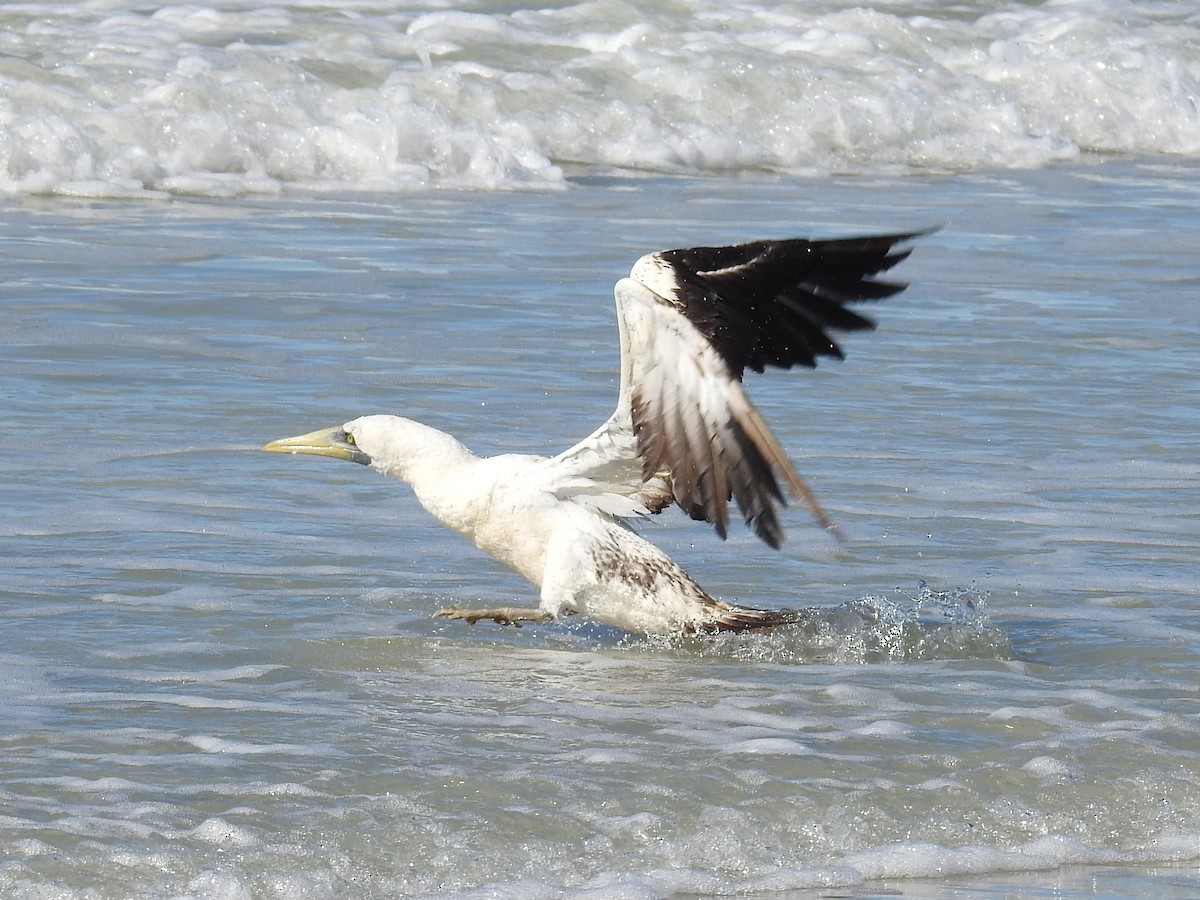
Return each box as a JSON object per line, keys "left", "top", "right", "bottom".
{"left": 343, "top": 414, "right": 738, "bottom": 633}
{"left": 265, "top": 233, "right": 924, "bottom": 635}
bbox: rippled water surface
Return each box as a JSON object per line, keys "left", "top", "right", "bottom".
{"left": 2, "top": 161, "right": 1199, "bottom": 897}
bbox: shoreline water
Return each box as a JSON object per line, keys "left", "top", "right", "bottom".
{"left": 758, "top": 859, "right": 1200, "bottom": 900}
{"left": 4, "top": 1, "right": 1200, "bottom": 895}
{"left": 3, "top": 157, "right": 1199, "bottom": 896}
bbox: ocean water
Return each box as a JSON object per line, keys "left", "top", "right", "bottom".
{"left": 3, "top": 1, "right": 1200, "bottom": 898}
{"left": 4, "top": 163, "right": 1199, "bottom": 898}
{"left": 1, "top": 0, "right": 1198, "bottom": 197}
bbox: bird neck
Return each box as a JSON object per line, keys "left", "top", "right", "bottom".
{"left": 368, "top": 419, "right": 479, "bottom": 489}
{"left": 381, "top": 422, "right": 493, "bottom": 543}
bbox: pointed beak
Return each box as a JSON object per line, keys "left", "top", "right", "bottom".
{"left": 262, "top": 426, "right": 371, "bottom": 466}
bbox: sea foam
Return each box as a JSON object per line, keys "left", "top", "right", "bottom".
{"left": 1, "top": 0, "right": 1197, "bottom": 197}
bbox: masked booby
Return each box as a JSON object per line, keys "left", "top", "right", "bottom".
{"left": 264, "top": 232, "right": 924, "bottom": 635}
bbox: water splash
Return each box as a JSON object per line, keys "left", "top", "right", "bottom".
{"left": 630, "top": 583, "right": 1014, "bottom": 664}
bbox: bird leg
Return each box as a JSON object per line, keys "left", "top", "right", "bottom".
{"left": 434, "top": 605, "right": 553, "bottom": 628}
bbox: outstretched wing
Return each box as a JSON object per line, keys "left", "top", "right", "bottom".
{"left": 634, "top": 233, "right": 922, "bottom": 377}
{"left": 551, "top": 231, "right": 924, "bottom": 548}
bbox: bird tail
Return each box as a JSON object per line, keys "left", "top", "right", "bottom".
{"left": 688, "top": 600, "right": 799, "bottom": 634}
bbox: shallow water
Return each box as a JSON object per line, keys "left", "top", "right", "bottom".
{"left": 1, "top": 159, "right": 1198, "bottom": 896}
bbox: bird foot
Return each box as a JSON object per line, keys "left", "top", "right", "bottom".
{"left": 433, "top": 605, "right": 553, "bottom": 628}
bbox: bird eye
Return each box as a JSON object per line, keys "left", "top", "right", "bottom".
{"left": 343, "top": 432, "right": 356, "bottom": 446}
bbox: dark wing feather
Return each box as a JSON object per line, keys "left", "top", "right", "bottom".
{"left": 620, "top": 230, "right": 927, "bottom": 545}
{"left": 655, "top": 231, "right": 923, "bottom": 377}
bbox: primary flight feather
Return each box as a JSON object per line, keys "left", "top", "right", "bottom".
{"left": 264, "top": 231, "right": 924, "bottom": 635}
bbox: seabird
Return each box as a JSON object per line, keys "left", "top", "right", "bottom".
{"left": 264, "top": 232, "right": 923, "bottom": 635}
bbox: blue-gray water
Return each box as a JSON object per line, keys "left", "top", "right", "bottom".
{"left": 3, "top": 161, "right": 1199, "bottom": 897}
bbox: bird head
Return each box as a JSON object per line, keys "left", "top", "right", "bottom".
{"left": 263, "top": 414, "right": 471, "bottom": 482}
